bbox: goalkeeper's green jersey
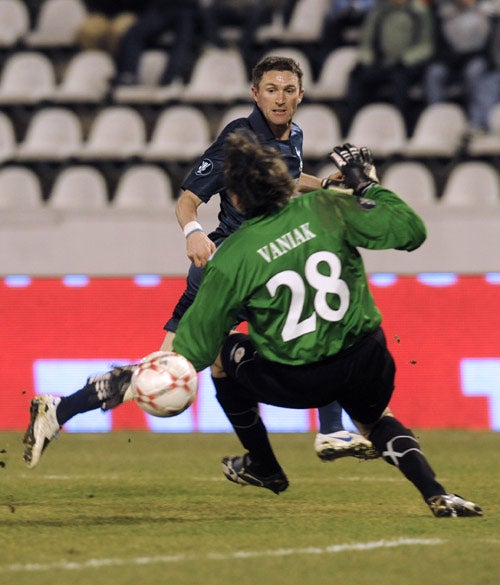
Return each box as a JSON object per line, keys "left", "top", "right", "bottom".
{"left": 174, "top": 186, "right": 426, "bottom": 372}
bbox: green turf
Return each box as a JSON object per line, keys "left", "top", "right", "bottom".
{"left": 0, "top": 430, "right": 499, "bottom": 585}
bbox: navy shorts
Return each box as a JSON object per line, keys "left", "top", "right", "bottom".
{"left": 220, "top": 328, "right": 396, "bottom": 425}
{"left": 164, "top": 232, "right": 248, "bottom": 332}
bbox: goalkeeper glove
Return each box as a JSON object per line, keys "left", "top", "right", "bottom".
{"left": 329, "top": 143, "right": 378, "bottom": 196}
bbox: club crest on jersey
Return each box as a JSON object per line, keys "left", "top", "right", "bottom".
{"left": 357, "top": 196, "right": 377, "bottom": 210}
{"left": 231, "top": 346, "right": 246, "bottom": 364}
{"left": 195, "top": 159, "right": 213, "bottom": 176}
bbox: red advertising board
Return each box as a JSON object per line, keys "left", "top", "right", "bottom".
{"left": 1, "top": 275, "right": 499, "bottom": 432}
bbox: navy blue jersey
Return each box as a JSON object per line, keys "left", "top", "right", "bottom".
{"left": 182, "top": 105, "right": 304, "bottom": 239}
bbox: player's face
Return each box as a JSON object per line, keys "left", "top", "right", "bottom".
{"left": 252, "top": 70, "right": 304, "bottom": 139}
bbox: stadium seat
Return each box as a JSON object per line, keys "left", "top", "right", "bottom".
{"left": 142, "top": 105, "right": 211, "bottom": 163}
{"left": 0, "top": 111, "right": 16, "bottom": 163}
{"left": 0, "top": 51, "right": 56, "bottom": 104}
{"left": 216, "top": 105, "right": 254, "bottom": 135}
{"left": 48, "top": 166, "right": 108, "bottom": 209}
{"left": 439, "top": 162, "right": 500, "bottom": 207}
{"left": 293, "top": 104, "right": 342, "bottom": 159}
{"left": 23, "top": 0, "right": 87, "bottom": 48}
{"left": 0, "top": 166, "right": 44, "bottom": 209}
{"left": 404, "top": 103, "right": 468, "bottom": 158}
{"left": 77, "top": 106, "right": 146, "bottom": 160}
{"left": 113, "top": 50, "right": 171, "bottom": 103}
{"left": 196, "top": 194, "right": 223, "bottom": 233}
{"left": 51, "top": 50, "right": 115, "bottom": 103}
{"left": 182, "top": 48, "right": 250, "bottom": 103}
{"left": 308, "top": 46, "right": 359, "bottom": 101}
{"left": 382, "top": 162, "right": 438, "bottom": 207}
{"left": 257, "top": 0, "right": 329, "bottom": 44}
{"left": 344, "top": 103, "right": 407, "bottom": 157}
{"left": 467, "top": 103, "right": 500, "bottom": 157}
{"left": 0, "top": 0, "right": 30, "bottom": 48}
{"left": 15, "top": 107, "right": 82, "bottom": 161}
{"left": 112, "top": 165, "right": 173, "bottom": 210}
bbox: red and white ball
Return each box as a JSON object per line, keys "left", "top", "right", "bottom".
{"left": 131, "top": 351, "right": 198, "bottom": 418}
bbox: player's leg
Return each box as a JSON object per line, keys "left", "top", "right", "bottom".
{"left": 23, "top": 365, "right": 134, "bottom": 468}
{"left": 162, "top": 261, "right": 205, "bottom": 347}
{"left": 314, "top": 401, "right": 378, "bottom": 461}
{"left": 355, "top": 413, "right": 481, "bottom": 517}
{"left": 160, "top": 330, "right": 175, "bottom": 351}
{"left": 214, "top": 336, "right": 288, "bottom": 494}
{"left": 341, "top": 329, "right": 482, "bottom": 517}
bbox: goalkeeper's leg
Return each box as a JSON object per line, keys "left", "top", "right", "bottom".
{"left": 357, "top": 412, "right": 482, "bottom": 517}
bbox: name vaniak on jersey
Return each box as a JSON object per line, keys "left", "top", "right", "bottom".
{"left": 256, "top": 223, "right": 317, "bottom": 263}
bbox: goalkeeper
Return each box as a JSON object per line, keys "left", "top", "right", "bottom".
{"left": 170, "top": 132, "right": 483, "bottom": 518}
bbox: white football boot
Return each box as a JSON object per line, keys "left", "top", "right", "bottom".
{"left": 23, "top": 394, "right": 61, "bottom": 468}
{"left": 314, "top": 430, "right": 380, "bottom": 461}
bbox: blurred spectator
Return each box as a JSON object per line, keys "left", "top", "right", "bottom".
{"left": 345, "top": 0, "right": 434, "bottom": 131}
{"left": 425, "top": 0, "right": 494, "bottom": 131}
{"left": 468, "top": 14, "right": 500, "bottom": 133}
{"left": 317, "top": 0, "right": 377, "bottom": 60}
{"left": 200, "top": 0, "right": 274, "bottom": 67}
{"left": 115, "top": 0, "right": 199, "bottom": 87}
{"left": 77, "top": 1, "right": 141, "bottom": 55}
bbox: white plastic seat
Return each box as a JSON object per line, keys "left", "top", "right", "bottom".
{"left": 51, "top": 50, "right": 115, "bottom": 103}
{"left": 467, "top": 103, "right": 500, "bottom": 157}
{"left": 112, "top": 165, "right": 173, "bottom": 210}
{"left": 48, "top": 166, "right": 108, "bottom": 209}
{"left": 293, "top": 104, "right": 342, "bottom": 159}
{"left": 0, "top": 0, "right": 30, "bottom": 48}
{"left": 345, "top": 103, "right": 407, "bottom": 157}
{"left": 113, "top": 50, "right": 172, "bottom": 104}
{"left": 216, "top": 105, "right": 253, "bottom": 134}
{"left": 309, "top": 47, "right": 359, "bottom": 100}
{"left": 24, "top": 0, "right": 87, "bottom": 48}
{"left": 404, "top": 103, "right": 468, "bottom": 158}
{"left": 182, "top": 48, "right": 250, "bottom": 103}
{"left": 0, "top": 111, "right": 16, "bottom": 163}
{"left": 78, "top": 106, "right": 146, "bottom": 160}
{"left": 439, "top": 162, "right": 500, "bottom": 207}
{"left": 0, "top": 167, "right": 44, "bottom": 209}
{"left": 258, "top": 0, "right": 328, "bottom": 44}
{"left": 142, "top": 106, "right": 211, "bottom": 162}
{"left": 382, "top": 162, "right": 437, "bottom": 207}
{"left": 262, "top": 47, "right": 314, "bottom": 92}
{"left": 15, "top": 108, "right": 82, "bottom": 161}
{"left": 0, "top": 51, "right": 56, "bottom": 104}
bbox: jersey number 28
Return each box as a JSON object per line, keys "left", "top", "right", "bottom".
{"left": 266, "top": 251, "right": 350, "bottom": 342}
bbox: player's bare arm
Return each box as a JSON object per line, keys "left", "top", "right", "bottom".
{"left": 298, "top": 170, "right": 345, "bottom": 193}
{"left": 176, "top": 189, "right": 216, "bottom": 268}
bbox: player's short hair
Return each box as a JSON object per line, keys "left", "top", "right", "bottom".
{"left": 251, "top": 55, "right": 304, "bottom": 90}
{"left": 224, "top": 131, "right": 296, "bottom": 219}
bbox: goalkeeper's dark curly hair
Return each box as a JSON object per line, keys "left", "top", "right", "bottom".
{"left": 223, "top": 131, "right": 297, "bottom": 219}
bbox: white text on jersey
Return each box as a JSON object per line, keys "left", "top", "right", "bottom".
{"left": 256, "top": 223, "right": 317, "bottom": 263}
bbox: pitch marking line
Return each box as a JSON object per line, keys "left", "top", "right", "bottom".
{"left": 0, "top": 538, "right": 443, "bottom": 573}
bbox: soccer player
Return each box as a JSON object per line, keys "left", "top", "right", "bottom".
{"left": 159, "top": 54, "right": 376, "bottom": 462}
{"left": 169, "top": 133, "right": 483, "bottom": 518}
{"left": 22, "top": 56, "right": 375, "bottom": 470}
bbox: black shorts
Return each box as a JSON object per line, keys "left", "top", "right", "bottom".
{"left": 220, "top": 328, "right": 395, "bottom": 425}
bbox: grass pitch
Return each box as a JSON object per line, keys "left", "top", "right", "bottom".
{"left": 0, "top": 430, "right": 499, "bottom": 585}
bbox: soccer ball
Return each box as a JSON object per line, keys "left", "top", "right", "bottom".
{"left": 131, "top": 351, "right": 198, "bottom": 418}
